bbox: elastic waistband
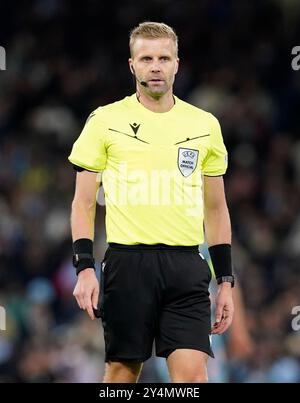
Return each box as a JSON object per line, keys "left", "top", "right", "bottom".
{"left": 108, "top": 243, "right": 199, "bottom": 251}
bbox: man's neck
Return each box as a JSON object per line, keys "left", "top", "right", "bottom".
{"left": 136, "top": 88, "right": 175, "bottom": 113}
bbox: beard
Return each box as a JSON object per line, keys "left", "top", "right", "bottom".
{"left": 145, "top": 80, "right": 170, "bottom": 98}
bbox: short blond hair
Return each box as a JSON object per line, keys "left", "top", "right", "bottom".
{"left": 129, "top": 22, "right": 178, "bottom": 57}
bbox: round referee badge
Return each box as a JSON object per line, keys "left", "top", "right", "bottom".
{"left": 177, "top": 147, "right": 199, "bottom": 177}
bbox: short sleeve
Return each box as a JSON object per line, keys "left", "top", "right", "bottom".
{"left": 68, "top": 111, "right": 107, "bottom": 172}
{"left": 202, "top": 114, "right": 228, "bottom": 176}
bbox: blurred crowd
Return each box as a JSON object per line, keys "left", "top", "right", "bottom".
{"left": 0, "top": 0, "right": 300, "bottom": 382}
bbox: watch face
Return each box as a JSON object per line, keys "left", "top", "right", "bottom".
{"left": 217, "top": 276, "right": 234, "bottom": 286}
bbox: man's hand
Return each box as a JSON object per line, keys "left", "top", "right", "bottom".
{"left": 211, "top": 282, "right": 234, "bottom": 335}
{"left": 73, "top": 268, "right": 99, "bottom": 320}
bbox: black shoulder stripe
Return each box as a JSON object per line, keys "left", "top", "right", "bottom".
{"left": 72, "top": 164, "right": 94, "bottom": 173}
{"left": 174, "top": 134, "right": 210, "bottom": 145}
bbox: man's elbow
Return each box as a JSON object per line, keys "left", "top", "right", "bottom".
{"left": 204, "top": 200, "right": 229, "bottom": 215}
{"left": 71, "top": 196, "right": 96, "bottom": 214}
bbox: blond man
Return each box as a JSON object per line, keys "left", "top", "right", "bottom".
{"left": 69, "top": 22, "right": 234, "bottom": 383}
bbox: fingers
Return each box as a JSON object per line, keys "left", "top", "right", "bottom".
{"left": 214, "top": 303, "right": 224, "bottom": 327}
{"left": 73, "top": 287, "right": 83, "bottom": 310}
{"left": 74, "top": 289, "right": 94, "bottom": 320}
{"left": 73, "top": 281, "right": 99, "bottom": 320}
{"left": 92, "top": 287, "right": 100, "bottom": 310}
{"left": 211, "top": 315, "right": 232, "bottom": 334}
{"left": 211, "top": 306, "right": 234, "bottom": 335}
{"left": 84, "top": 292, "right": 95, "bottom": 320}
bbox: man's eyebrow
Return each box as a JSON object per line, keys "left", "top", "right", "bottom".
{"left": 138, "top": 54, "right": 172, "bottom": 59}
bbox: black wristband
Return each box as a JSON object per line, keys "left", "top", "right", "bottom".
{"left": 208, "top": 243, "right": 233, "bottom": 279}
{"left": 72, "top": 238, "right": 95, "bottom": 275}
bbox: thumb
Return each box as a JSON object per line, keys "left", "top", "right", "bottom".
{"left": 215, "top": 303, "right": 223, "bottom": 324}
{"left": 92, "top": 287, "right": 99, "bottom": 310}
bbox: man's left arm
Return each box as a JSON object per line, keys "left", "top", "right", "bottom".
{"left": 203, "top": 175, "right": 234, "bottom": 335}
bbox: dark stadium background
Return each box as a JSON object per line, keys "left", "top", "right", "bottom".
{"left": 0, "top": 0, "right": 300, "bottom": 382}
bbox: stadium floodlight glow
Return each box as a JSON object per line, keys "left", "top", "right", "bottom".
{"left": 0, "top": 46, "right": 6, "bottom": 70}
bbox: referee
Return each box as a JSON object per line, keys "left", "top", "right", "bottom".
{"left": 68, "top": 22, "right": 234, "bottom": 383}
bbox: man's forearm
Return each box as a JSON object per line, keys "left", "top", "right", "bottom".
{"left": 204, "top": 205, "right": 231, "bottom": 246}
{"left": 71, "top": 199, "right": 96, "bottom": 241}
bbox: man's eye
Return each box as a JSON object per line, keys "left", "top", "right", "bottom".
{"left": 143, "top": 57, "right": 151, "bottom": 61}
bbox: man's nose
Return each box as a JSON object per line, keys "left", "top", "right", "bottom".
{"left": 150, "top": 61, "right": 161, "bottom": 72}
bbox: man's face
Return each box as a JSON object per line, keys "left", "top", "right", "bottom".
{"left": 129, "top": 37, "right": 179, "bottom": 97}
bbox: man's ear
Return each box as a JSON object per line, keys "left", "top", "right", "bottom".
{"left": 174, "top": 58, "right": 180, "bottom": 75}
{"left": 128, "top": 59, "right": 134, "bottom": 75}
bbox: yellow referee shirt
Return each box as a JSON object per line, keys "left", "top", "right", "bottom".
{"left": 68, "top": 94, "right": 228, "bottom": 245}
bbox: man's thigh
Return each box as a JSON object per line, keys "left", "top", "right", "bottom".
{"left": 100, "top": 246, "right": 161, "bottom": 362}
{"left": 155, "top": 250, "right": 214, "bottom": 359}
{"left": 103, "top": 361, "right": 143, "bottom": 383}
{"left": 167, "top": 349, "right": 209, "bottom": 383}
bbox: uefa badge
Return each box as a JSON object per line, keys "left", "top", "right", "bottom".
{"left": 177, "top": 147, "right": 199, "bottom": 177}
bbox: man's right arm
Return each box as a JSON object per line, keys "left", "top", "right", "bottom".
{"left": 71, "top": 170, "right": 101, "bottom": 320}
{"left": 71, "top": 170, "right": 99, "bottom": 240}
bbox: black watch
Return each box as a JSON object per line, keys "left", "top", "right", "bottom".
{"left": 216, "top": 275, "right": 235, "bottom": 287}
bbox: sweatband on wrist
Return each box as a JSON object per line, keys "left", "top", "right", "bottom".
{"left": 208, "top": 243, "right": 233, "bottom": 279}
{"left": 72, "top": 238, "right": 95, "bottom": 275}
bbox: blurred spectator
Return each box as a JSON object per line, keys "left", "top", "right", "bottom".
{"left": 0, "top": 0, "right": 300, "bottom": 382}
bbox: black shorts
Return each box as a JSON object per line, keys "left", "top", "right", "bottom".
{"left": 98, "top": 243, "right": 214, "bottom": 362}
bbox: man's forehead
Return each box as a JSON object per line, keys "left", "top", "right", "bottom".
{"left": 132, "top": 37, "right": 176, "bottom": 57}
